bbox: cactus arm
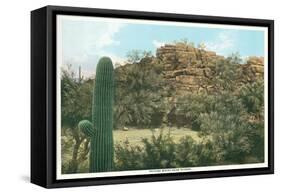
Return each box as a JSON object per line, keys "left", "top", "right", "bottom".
{"left": 78, "top": 120, "right": 95, "bottom": 137}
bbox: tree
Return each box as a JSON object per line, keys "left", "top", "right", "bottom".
{"left": 126, "top": 50, "right": 152, "bottom": 64}
{"left": 198, "top": 42, "right": 206, "bottom": 50}
{"left": 114, "top": 50, "right": 168, "bottom": 128}
{"left": 61, "top": 65, "right": 93, "bottom": 173}
{"left": 198, "top": 53, "right": 243, "bottom": 93}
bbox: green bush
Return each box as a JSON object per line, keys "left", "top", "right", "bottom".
{"left": 239, "top": 79, "right": 264, "bottom": 114}
{"left": 172, "top": 93, "right": 215, "bottom": 130}
{"left": 114, "top": 130, "right": 177, "bottom": 170}
{"left": 141, "top": 131, "right": 177, "bottom": 169}
{"left": 196, "top": 92, "right": 264, "bottom": 163}
{"left": 176, "top": 137, "right": 216, "bottom": 167}
{"left": 115, "top": 131, "right": 218, "bottom": 171}
{"left": 114, "top": 140, "right": 144, "bottom": 170}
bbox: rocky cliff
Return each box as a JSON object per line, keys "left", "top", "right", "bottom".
{"left": 155, "top": 43, "right": 264, "bottom": 95}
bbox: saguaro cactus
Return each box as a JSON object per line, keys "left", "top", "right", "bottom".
{"left": 78, "top": 56, "right": 114, "bottom": 172}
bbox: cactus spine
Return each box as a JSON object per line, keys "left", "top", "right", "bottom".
{"left": 78, "top": 57, "right": 114, "bottom": 172}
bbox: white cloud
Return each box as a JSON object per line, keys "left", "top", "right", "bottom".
{"left": 63, "top": 51, "right": 126, "bottom": 79}
{"left": 205, "top": 31, "right": 236, "bottom": 55}
{"left": 93, "top": 23, "right": 124, "bottom": 49}
{"left": 97, "top": 50, "right": 126, "bottom": 66}
{"left": 241, "top": 55, "right": 250, "bottom": 64}
{"left": 152, "top": 40, "right": 165, "bottom": 48}
{"left": 61, "top": 19, "right": 126, "bottom": 78}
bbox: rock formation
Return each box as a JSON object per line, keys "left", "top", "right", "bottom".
{"left": 155, "top": 43, "right": 264, "bottom": 95}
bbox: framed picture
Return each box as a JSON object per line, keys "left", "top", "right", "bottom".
{"left": 31, "top": 5, "right": 274, "bottom": 188}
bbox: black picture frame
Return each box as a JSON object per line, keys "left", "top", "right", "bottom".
{"left": 31, "top": 5, "right": 274, "bottom": 188}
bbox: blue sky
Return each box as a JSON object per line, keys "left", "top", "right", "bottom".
{"left": 59, "top": 16, "right": 265, "bottom": 77}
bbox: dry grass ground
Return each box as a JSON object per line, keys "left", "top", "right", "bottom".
{"left": 61, "top": 127, "right": 200, "bottom": 173}
{"left": 113, "top": 127, "right": 200, "bottom": 146}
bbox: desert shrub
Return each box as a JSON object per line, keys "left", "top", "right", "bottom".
{"left": 176, "top": 137, "right": 217, "bottom": 167}
{"left": 115, "top": 131, "right": 219, "bottom": 171}
{"left": 246, "top": 121, "right": 264, "bottom": 162}
{"left": 239, "top": 79, "right": 264, "bottom": 114}
{"left": 192, "top": 139, "right": 217, "bottom": 166}
{"left": 141, "top": 131, "right": 177, "bottom": 169}
{"left": 196, "top": 92, "right": 264, "bottom": 163}
{"left": 173, "top": 93, "right": 216, "bottom": 130}
{"left": 114, "top": 140, "right": 144, "bottom": 171}
{"left": 175, "top": 136, "right": 198, "bottom": 167}
{"left": 115, "top": 130, "right": 178, "bottom": 170}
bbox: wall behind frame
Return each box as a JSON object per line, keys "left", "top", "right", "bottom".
{"left": 0, "top": 0, "right": 278, "bottom": 193}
